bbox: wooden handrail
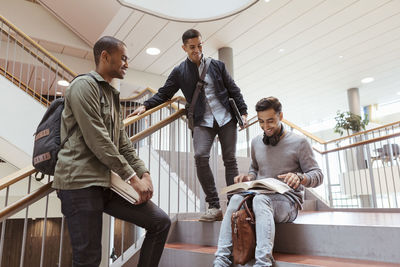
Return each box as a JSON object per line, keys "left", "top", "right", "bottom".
{"left": 120, "top": 87, "right": 157, "bottom": 101}
{"left": 318, "top": 132, "right": 400, "bottom": 155}
{"left": 0, "top": 165, "right": 36, "bottom": 191}
{"left": 123, "top": 96, "right": 186, "bottom": 126}
{"left": 130, "top": 109, "right": 186, "bottom": 143}
{"left": 0, "top": 65, "right": 50, "bottom": 106}
{"left": 0, "top": 182, "right": 54, "bottom": 222}
{"left": 282, "top": 119, "right": 326, "bottom": 144}
{"left": 324, "top": 121, "right": 400, "bottom": 144}
{"left": 0, "top": 15, "right": 76, "bottom": 78}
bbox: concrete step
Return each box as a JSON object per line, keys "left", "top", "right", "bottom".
{"left": 160, "top": 242, "right": 399, "bottom": 267}
{"left": 166, "top": 211, "right": 400, "bottom": 264}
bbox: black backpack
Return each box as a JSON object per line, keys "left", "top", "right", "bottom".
{"left": 32, "top": 73, "right": 103, "bottom": 177}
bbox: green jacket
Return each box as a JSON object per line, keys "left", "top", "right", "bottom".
{"left": 53, "top": 71, "right": 148, "bottom": 189}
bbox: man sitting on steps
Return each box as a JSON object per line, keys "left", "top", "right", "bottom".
{"left": 214, "top": 97, "right": 323, "bottom": 267}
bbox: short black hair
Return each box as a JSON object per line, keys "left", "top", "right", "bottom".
{"left": 182, "top": 29, "right": 202, "bottom": 44}
{"left": 255, "top": 97, "right": 282, "bottom": 113}
{"left": 93, "top": 36, "right": 126, "bottom": 66}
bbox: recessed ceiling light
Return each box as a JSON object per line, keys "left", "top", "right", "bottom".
{"left": 361, "top": 77, "right": 374, "bottom": 84}
{"left": 146, "top": 47, "right": 160, "bottom": 55}
{"left": 57, "top": 80, "right": 70, "bottom": 87}
{"left": 278, "top": 48, "right": 285, "bottom": 53}
{"left": 339, "top": 55, "right": 344, "bottom": 59}
{"left": 56, "top": 92, "right": 63, "bottom": 95}
{"left": 397, "top": 92, "right": 400, "bottom": 95}
{"left": 264, "top": 0, "right": 271, "bottom": 2}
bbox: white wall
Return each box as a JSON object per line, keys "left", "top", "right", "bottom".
{"left": 0, "top": 75, "right": 46, "bottom": 166}
{"left": 0, "top": 0, "right": 90, "bottom": 51}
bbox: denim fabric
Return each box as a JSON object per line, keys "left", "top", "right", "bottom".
{"left": 214, "top": 193, "right": 298, "bottom": 267}
{"left": 193, "top": 119, "right": 238, "bottom": 208}
{"left": 58, "top": 186, "right": 171, "bottom": 267}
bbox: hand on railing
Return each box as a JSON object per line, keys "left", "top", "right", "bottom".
{"left": 128, "top": 105, "right": 147, "bottom": 118}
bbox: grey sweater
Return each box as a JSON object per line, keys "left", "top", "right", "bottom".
{"left": 248, "top": 131, "right": 323, "bottom": 208}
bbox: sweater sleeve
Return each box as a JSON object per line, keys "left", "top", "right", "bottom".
{"left": 298, "top": 138, "right": 323, "bottom": 188}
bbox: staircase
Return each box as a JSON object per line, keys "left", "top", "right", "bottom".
{"left": 157, "top": 210, "right": 400, "bottom": 267}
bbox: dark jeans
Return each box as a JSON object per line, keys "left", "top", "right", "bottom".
{"left": 58, "top": 186, "right": 171, "bottom": 267}
{"left": 193, "top": 119, "right": 238, "bottom": 209}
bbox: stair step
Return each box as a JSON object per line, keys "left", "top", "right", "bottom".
{"left": 166, "top": 211, "right": 400, "bottom": 263}
{"left": 161, "top": 243, "right": 399, "bottom": 267}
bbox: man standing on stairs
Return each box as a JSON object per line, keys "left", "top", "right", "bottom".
{"left": 53, "top": 36, "right": 170, "bottom": 267}
{"left": 214, "top": 97, "right": 323, "bottom": 267}
{"left": 130, "top": 29, "right": 248, "bottom": 222}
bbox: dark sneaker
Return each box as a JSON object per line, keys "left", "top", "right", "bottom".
{"left": 199, "top": 208, "right": 223, "bottom": 222}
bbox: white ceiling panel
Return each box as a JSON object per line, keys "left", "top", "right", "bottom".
{"left": 35, "top": 0, "right": 400, "bottom": 127}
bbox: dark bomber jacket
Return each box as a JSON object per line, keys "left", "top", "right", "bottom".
{"left": 144, "top": 58, "right": 247, "bottom": 126}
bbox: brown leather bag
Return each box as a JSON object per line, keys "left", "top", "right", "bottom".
{"left": 231, "top": 195, "right": 256, "bottom": 265}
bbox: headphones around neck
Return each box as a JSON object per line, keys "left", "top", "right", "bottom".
{"left": 263, "top": 124, "right": 284, "bottom": 146}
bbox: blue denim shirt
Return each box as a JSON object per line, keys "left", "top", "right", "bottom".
{"left": 197, "top": 57, "right": 232, "bottom": 128}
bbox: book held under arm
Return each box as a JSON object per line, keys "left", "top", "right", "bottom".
{"left": 110, "top": 171, "right": 139, "bottom": 204}
{"left": 220, "top": 177, "right": 291, "bottom": 195}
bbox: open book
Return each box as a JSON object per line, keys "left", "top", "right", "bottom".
{"left": 110, "top": 171, "right": 139, "bottom": 204}
{"left": 220, "top": 178, "right": 291, "bottom": 195}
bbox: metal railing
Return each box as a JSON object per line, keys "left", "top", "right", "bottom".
{"left": 0, "top": 15, "right": 76, "bottom": 106}
{"left": 240, "top": 117, "right": 400, "bottom": 209}
{"left": 0, "top": 96, "right": 215, "bottom": 266}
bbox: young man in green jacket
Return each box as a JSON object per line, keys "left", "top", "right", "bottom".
{"left": 53, "top": 36, "right": 170, "bottom": 267}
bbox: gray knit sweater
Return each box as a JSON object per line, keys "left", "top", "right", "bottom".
{"left": 248, "top": 131, "right": 323, "bottom": 208}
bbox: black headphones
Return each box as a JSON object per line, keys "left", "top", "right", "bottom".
{"left": 262, "top": 124, "right": 284, "bottom": 146}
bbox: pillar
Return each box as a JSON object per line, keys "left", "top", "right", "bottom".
{"left": 218, "top": 47, "right": 234, "bottom": 78}
{"left": 347, "top": 87, "right": 360, "bottom": 115}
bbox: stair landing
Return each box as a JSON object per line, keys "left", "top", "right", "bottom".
{"left": 164, "top": 243, "right": 400, "bottom": 267}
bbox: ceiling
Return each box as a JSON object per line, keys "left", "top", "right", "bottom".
{"left": 36, "top": 0, "right": 400, "bottom": 126}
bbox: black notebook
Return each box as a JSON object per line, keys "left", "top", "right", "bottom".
{"left": 229, "top": 98, "right": 244, "bottom": 127}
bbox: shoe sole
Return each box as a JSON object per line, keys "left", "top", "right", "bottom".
{"left": 198, "top": 215, "right": 223, "bottom": 222}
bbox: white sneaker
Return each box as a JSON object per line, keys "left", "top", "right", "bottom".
{"left": 199, "top": 208, "right": 223, "bottom": 222}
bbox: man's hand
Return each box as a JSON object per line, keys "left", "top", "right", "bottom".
{"left": 234, "top": 174, "right": 254, "bottom": 184}
{"left": 129, "top": 174, "right": 152, "bottom": 204}
{"left": 141, "top": 172, "right": 153, "bottom": 199}
{"left": 277, "top": 172, "right": 302, "bottom": 189}
{"left": 240, "top": 114, "right": 248, "bottom": 130}
{"left": 128, "top": 105, "right": 146, "bottom": 118}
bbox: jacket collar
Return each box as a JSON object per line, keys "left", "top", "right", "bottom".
{"left": 90, "top": 70, "right": 120, "bottom": 95}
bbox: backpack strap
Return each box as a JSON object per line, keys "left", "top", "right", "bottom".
{"left": 60, "top": 73, "right": 104, "bottom": 148}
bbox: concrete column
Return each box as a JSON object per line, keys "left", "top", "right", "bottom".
{"left": 218, "top": 47, "right": 234, "bottom": 78}
{"left": 347, "top": 87, "right": 360, "bottom": 115}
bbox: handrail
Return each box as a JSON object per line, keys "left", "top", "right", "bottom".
{"left": 123, "top": 96, "right": 186, "bottom": 126}
{"left": 0, "top": 182, "right": 54, "bottom": 222}
{"left": 120, "top": 87, "right": 157, "bottom": 101}
{"left": 324, "top": 120, "right": 400, "bottom": 144}
{"left": 282, "top": 119, "right": 326, "bottom": 144}
{"left": 130, "top": 109, "right": 186, "bottom": 143}
{"left": 0, "top": 65, "right": 50, "bottom": 106}
{"left": 318, "top": 132, "right": 400, "bottom": 155}
{"left": 0, "top": 165, "right": 36, "bottom": 191}
{"left": 0, "top": 15, "right": 76, "bottom": 78}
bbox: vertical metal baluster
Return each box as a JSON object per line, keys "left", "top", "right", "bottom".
{"left": 19, "top": 175, "right": 32, "bottom": 267}
{"left": 343, "top": 148, "right": 355, "bottom": 207}
{"left": 121, "top": 221, "right": 125, "bottom": 262}
{"left": 158, "top": 111, "right": 162, "bottom": 207}
{"left": 39, "top": 175, "right": 51, "bottom": 267}
{"left": 177, "top": 103, "right": 180, "bottom": 214}
{"left": 380, "top": 139, "right": 391, "bottom": 208}
{"left": 386, "top": 139, "right": 399, "bottom": 208}
{"left": 0, "top": 186, "right": 10, "bottom": 266}
{"left": 168, "top": 110, "right": 172, "bottom": 215}
{"left": 4, "top": 26, "right": 11, "bottom": 76}
{"left": 11, "top": 33, "right": 17, "bottom": 82}
{"left": 148, "top": 114, "right": 152, "bottom": 174}
{"left": 372, "top": 132, "right": 384, "bottom": 207}
{"left": 324, "top": 144, "right": 333, "bottom": 207}
{"left": 18, "top": 39, "right": 24, "bottom": 89}
{"left": 365, "top": 140, "right": 377, "bottom": 208}
{"left": 185, "top": 114, "right": 189, "bottom": 212}
{"left": 58, "top": 216, "right": 65, "bottom": 267}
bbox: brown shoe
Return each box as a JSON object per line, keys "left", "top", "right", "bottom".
{"left": 199, "top": 208, "right": 223, "bottom": 222}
